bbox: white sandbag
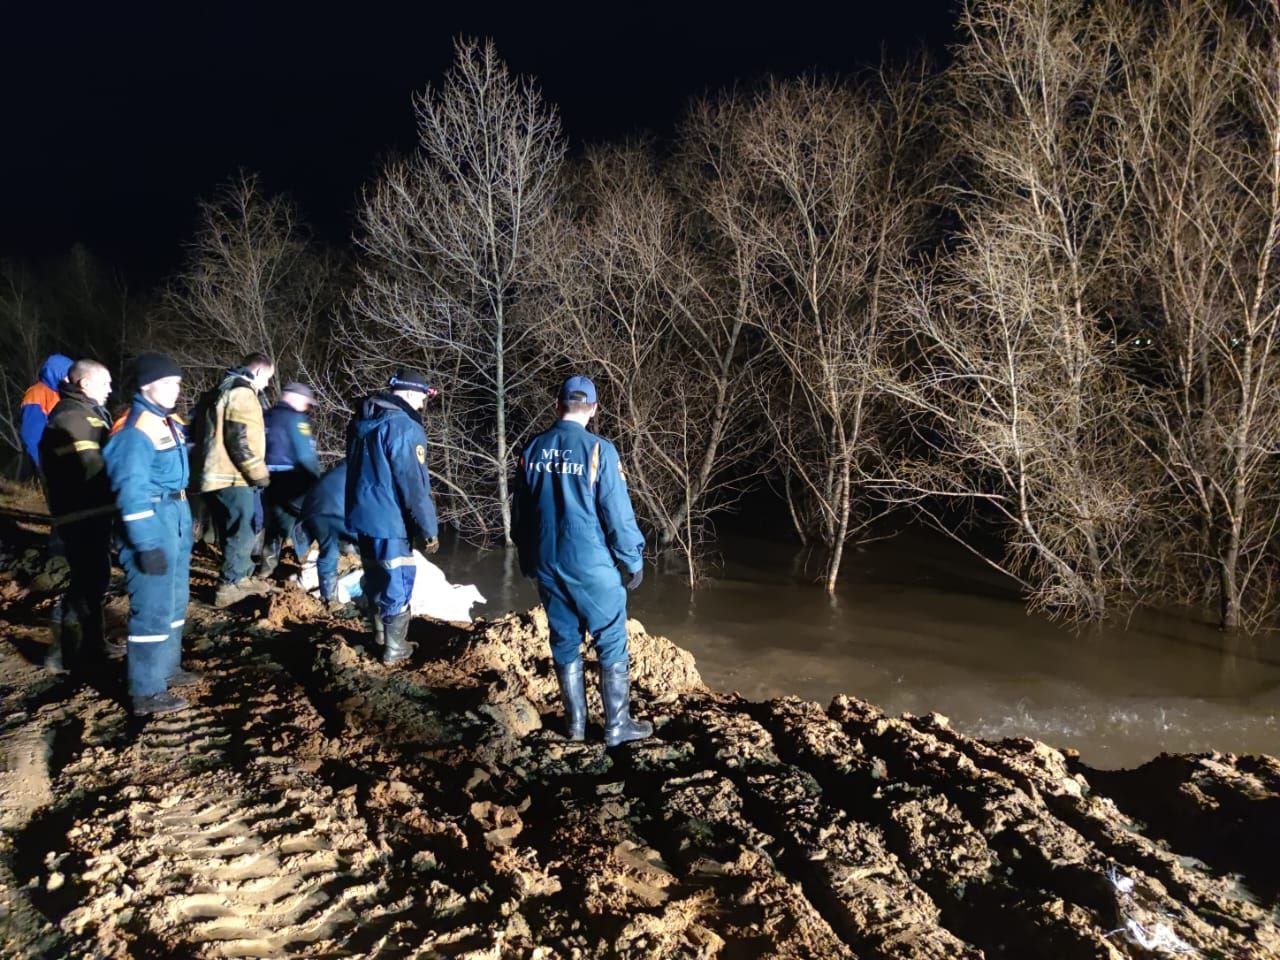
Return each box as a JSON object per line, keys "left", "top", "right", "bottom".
{"left": 295, "top": 550, "right": 486, "bottom": 623}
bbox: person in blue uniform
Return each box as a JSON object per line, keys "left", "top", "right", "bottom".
{"left": 514, "top": 375, "right": 650, "bottom": 747}
{"left": 299, "top": 461, "right": 354, "bottom": 607}
{"left": 257, "top": 382, "right": 322, "bottom": 578}
{"left": 345, "top": 368, "right": 438, "bottom": 665}
{"left": 103, "top": 353, "right": 198, "bottom": 716}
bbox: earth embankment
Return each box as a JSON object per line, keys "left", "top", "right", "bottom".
{"left": 0, "top": 539, "right": 1276, "bottom": 958}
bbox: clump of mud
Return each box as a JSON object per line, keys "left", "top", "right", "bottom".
{"left": 0, "top": 573, "right": 1277, "bottom": 959}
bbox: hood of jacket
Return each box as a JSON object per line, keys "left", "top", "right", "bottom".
{"left": 352, "top": 392, "right": 421, "bottom": 439}
{"left": 39, "top": 354, "right": 74, "bottom": 390}
{"left": 219, "top": 367, "right": 256, "bottom": 393}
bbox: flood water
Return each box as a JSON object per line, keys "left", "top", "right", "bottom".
{"left": 440, "top": 530, "right": 1280, "bottom": 769}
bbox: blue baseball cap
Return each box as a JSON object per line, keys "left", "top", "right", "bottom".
{"left": 559, "top": 375, "right": 597, "bottom": 404}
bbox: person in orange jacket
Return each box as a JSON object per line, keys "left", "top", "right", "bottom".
{"left": 19, "top": 354, "right": 74, "bottom": 475}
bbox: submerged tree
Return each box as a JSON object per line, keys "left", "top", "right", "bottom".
{"left": 892, "top": 0, "right": 1149, "bottom": 621}
{"left": 699, "top": 72, "right": 936, "bottom": 592}
{"left": 348, "top": 38, "right": 564, "bottom": 543}
{"left": 1110, "top": 0, "right": 1280, "bottom": 629}
{"left": 544, "top": 146, "right": 762, "bottom": 585}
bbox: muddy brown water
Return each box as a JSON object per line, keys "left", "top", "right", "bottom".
{"left": 442, "top": 529, "right": 1280, "bottom": 769}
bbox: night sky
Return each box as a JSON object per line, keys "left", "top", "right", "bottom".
{"left": 3, "top": 3, "right": 958, "bottom": 286}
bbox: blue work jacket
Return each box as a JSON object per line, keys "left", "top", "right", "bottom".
{"left": 514, "top": 420, "right": 644, "bottom": 582}
{"left": 264, "top": 402, "right": 321, "bottom": 476}
{"left": 344, "top": 393, "right": 437, "bottom": 541}
{"left": 303, "top": 461, "right": 347, "bottom": 521}
{"left": 104, "top": 394, "right": 190, "bottom": 552}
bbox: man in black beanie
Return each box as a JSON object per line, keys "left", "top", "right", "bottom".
{"left": 103, "top": 353, "right": 196, "bottom": 715}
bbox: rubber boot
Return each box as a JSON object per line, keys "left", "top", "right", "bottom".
{"left": 45, "top": 598, "right": 67, "bottom": 674}
{"left": 58, "top": 615, "right": 85, "bottom": 677}
{"left": 255, "top": 544, "right": 279, "bottom": 580}
{"left": 80, "top": 600, "right": 108, "bottom": 670}
{"left": 554, "top": 659, "right": 587, "bottom": 741}
{"left": 132, "top": 691, "right": 189, "bottom": 716}
{"left": 381, "top": 611, "right": 415, "bottom": 666}
{"left": 320, "top": 575, "right": 344, "bottom": 612}
{"left": 600, "top": 660, "right": 653, "bottom": 748}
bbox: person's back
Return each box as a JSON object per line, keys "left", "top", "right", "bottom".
{"left": 300, "top": 461, "right": 352, "bottom": 605}
{"left": 304, "top": 460, "right": 347, "bottom": 522}
{"left": 258, "top": 383, "right": 320, "bottom": 578}
{"left": 345, "top": 392, "right": 434, "bottom": 541}
{"left": 514, "top": 375, "right": 649, "bottom": 748}
{"left": 345, "top": 368, "right": 438, "bottom": 664}
{"left": 518, "top": 419, "right": 641, "bottom": 587}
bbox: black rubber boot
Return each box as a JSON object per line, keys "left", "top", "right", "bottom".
{"left": 554, "top": 659, "right": 587, "bottom": 741}
{"left": 255, "top": 546, "right": 279, "bottom": 579}
{"left": 381, "top": 611, "right": 415, "bottom": 666}
{"left": 132, "top": 691, "right": 189, "bottom": 716}
{"left": 169, "top": 667, "right": 205, "bottom": 687}
{"left": 45, "top": 598, "right": 67, "bottom": 674}
{"left": 600, "top": 660, "right": 653, "bottom": 748}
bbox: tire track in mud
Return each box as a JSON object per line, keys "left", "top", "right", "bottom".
{"left": 13, "top": 622, "right": 508, "bottom": 958}
{"left": 4, "top": 585, "right": 1280, "bottom": 958}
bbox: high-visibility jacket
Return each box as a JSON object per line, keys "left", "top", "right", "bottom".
{"left": 37, "top": 385, "right": 112, "bottom": 522}
{"left": 104, "top": 395, "right": 190, "bottom": 553}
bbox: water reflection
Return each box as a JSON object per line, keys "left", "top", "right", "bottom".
{"left": 440, "top": 530, "right": 1279, "bottom": 769}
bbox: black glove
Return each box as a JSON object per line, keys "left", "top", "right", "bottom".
{"left": 623, "top": 566, "right": 643, "bottom": 591}
{"left": 137, "top": 548, "right": 168, "bottom": 576}
{"left": 413, "top": 535, "right": 440, "bottom": 556}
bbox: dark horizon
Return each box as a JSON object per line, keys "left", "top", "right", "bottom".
{"left": 2, "top": 2, "right": 958, "bottom": 287}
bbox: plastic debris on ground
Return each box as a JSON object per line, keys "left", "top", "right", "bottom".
{"left": 1104, "top": 867, "right": 1198, "bottom": 956}
{"left": 295, "top": 549, "right": 486, "bottom": 623}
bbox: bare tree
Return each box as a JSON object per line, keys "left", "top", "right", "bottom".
{"left": 543, "top": 145, "right": 763, "bottom": 584}
{"left": 347, "top": 38, "right": 564, "bottom": 544}
{"left": 154, "top": 173, "right": 337, "bottom": 391}
{"left": 891, "top": 0, "right": 1149, "bottom": 620}
{"left": 699, "top": 72, "right": 935, "bottom": 592}
{"left": 1109, "top": 0, "right": 1280, "bottom": 629}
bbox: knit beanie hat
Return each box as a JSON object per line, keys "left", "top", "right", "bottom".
{"left": 132, "top": 352, "right": 182, "bottom": 387}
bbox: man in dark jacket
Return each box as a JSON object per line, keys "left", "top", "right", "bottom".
{"left": 514, "top": 375, "right": 650, "bottom": 747}
{"left": 38, "top": 359, "right": 115, "bottom": 674}
{"left": 194, "top": 352, "right": 273, "bottom": 606}
{"left": 345, "top": 368, "right": 438, "bottom": 665}
{"left": 257, "top": 382, "right": 321, "bottom": 579}
{"left": 299, "top": 461, "right": 354, "bottom": 606}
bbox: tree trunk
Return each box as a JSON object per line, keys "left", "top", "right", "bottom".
{"left": 495, "top": 307, "right": 512, "bottom": 546}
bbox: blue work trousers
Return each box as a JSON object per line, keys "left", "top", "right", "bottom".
{"left": 537, "top": 572, "right": 629, "bottom": 668}
{"left": 121, "top": 498, "right": 192, "bottom": 697}
{"left": 209, "top": 486, "right": 256, "bottom": 584}
{"left": 358, "top": 536, "right": 416, "bottom": 622}
{"left": 305, "top": 514, "right": 350, "bottom": 597}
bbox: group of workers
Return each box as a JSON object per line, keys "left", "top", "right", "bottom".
{"left": 20, "top": 352, "right": 652, "bottom": 747}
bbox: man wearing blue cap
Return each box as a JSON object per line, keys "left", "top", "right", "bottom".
{"left": 514, "top": 375, "right": 651, "bottom": 747}
{"left": 345, "top": 367, "right": 439, "bottom": 665}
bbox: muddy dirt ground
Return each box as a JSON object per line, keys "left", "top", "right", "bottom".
{"left": 0, "top": 525, "right": 1277, "bottom": 958}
